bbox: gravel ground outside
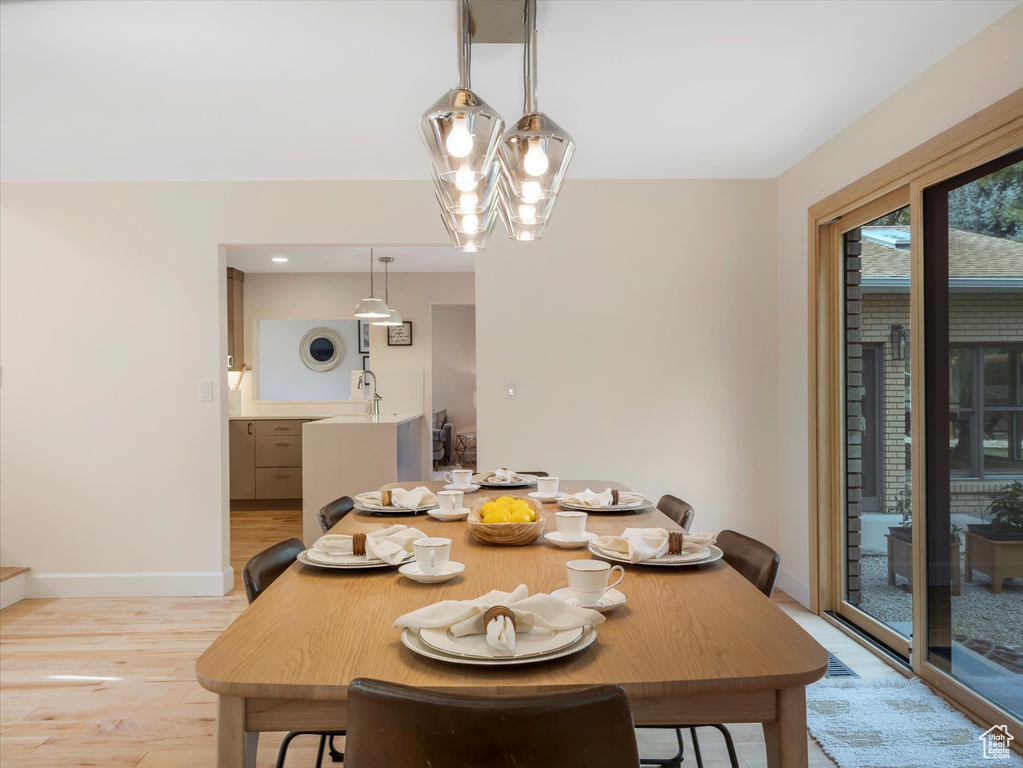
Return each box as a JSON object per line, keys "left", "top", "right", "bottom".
{"left": 857, "top": 553, "right": 1023, "bottom": 651}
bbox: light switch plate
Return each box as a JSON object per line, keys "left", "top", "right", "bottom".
{"left": 505, "top": 379, "right": 519, "bottom": 400}
{"left": 200, "top": 380, "right": 214, "bottom": 402}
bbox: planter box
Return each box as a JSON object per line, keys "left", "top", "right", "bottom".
{"left": 885, "top": 533, "right": 961, "bottom": 596}
{"left": 966, "top": 523, "right": 1023, "bottom": 542}
{"left": 965, "top": 531, "right": 1023, "bottom": 594}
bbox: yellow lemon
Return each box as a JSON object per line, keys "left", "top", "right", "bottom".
{"left": 496, "top": 496, "right": 515, "bottom": 507}
{"left": 483, "top": 510, "right": 509, "bottom": 524}
{"left": 481, "top": 501, "right": 504, "bottom": 517}
{"left": 508, "top": 509, "right": 533, "bottom": 523}
{"left": 511, "top": 499, "right": 529, "bottom": 508}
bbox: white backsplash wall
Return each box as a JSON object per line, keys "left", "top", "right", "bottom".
{"left": 255, "top": 318, "right": 359, "bottom": 400}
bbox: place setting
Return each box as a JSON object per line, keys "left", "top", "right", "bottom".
{"left": 544, "top": 510, "right": 598, "bottom": 548}
{"left": 354, "top": 485, "right": 439, "bottom": 515}
{"left": 473, "top": 467, "right": 539, "bottom": 489}
{"left": 427, "top": 490, "right": 471, "bottom": 521}
{"left": 442, "top": 468, "right": 480, "bottom": 494}
{"left": 298, "top": 525, "right": 424, "bottom": 570}
{"left": 589, "top": 528, "right": 723, "bottom": 567}
{"left": 397, "top": 536, "right": 466, "bottom": 583}
{"left": 528, "top": 475, "right": 565, "bottom": 502}
{"left": 558, "top": 487, "right": 652, "bottom": 513}
{"left": 393, "top": 583, "right": 604, "bottom": 666}
{"left": 549, "top": 559, "right": 628, "bottom": 613}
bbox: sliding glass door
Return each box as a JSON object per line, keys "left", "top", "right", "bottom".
{"left": 923, "top": 148, "right": 1023, "bottom": 719}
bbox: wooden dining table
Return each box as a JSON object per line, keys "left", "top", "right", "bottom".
{"left": 197, "top": 479, "right": 828, "bottom": 767}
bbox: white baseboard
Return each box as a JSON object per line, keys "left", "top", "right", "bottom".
{"left": 25, "top": 567, "right": 235, "bottom": 599}
{"left": 0, "top": 574, "right": 27, "bottom": 609}
{"left": 777, "top": 567, "right": 811, "bottom": 608}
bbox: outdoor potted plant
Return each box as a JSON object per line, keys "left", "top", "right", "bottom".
{"left": 969, "top": 481, "right": 1023, "bottom": 541}
{"left": 887, "top": 486, "right": 963, "bottom": 543}
{"left": 884, "top": 485, "right": 963, "bottom": 595}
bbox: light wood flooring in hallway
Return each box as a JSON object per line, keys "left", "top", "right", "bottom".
{"left": 1, "top": 508, "right": 902, "bottom": 767}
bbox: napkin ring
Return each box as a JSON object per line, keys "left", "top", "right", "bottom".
{"left": 610, "top": 489, "right": 620, "bottom": 506}
{"left": 668, "top": 531, "right": 684, "bottom": 555}
{"left": 381, "top": 490, "right": 393, "bottom": 506}
{"left": 483, "top": 605, "right": 516, "bottom": 631}
{"left": 352, "top": 532, "right": 367, "bottom": 557}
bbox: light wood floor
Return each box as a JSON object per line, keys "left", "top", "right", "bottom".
{"left": 1, "top": 508, "right": 903, "bottom": 767}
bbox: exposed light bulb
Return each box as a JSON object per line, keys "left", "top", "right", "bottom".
{"left": 455, "top": 166, "right": 477, "bottom": 192}
{"left": 517, "top": 204, "right": 536, "bottom": 224}
{"left": 458, "top": 190, "right": 479, "bottom": 212}
{"left": 445, "top": 115, "right": 473, "bottom": 158}
{"left": 523, "top": 138, "right": 549, "bottom": 176}
{"left": 463, "top": 243, "right": 478, "bottom": 253}
{"left": 461, "top": 213, "right": 479, "bottom": 233}
{"left": 521, "top": 181, "right": 541, "bottom": 204}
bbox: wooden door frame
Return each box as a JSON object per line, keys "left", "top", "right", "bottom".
{"left": 808, "top": 88, "right": 1023, "bottom": 738}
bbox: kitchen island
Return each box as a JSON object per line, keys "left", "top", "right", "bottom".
{"left": 300, "top": 412, "right": 423, "bottom": 542}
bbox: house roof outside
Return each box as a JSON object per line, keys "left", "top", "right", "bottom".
{"left": 861, "top": 226, "right": 1023, "bottom": 292}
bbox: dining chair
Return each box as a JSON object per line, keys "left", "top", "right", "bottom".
{"left": 516, "top": 470, "right": 548, "bottom": 476}
{"left": 344, "top": 678, "right": 641, "bottom": 768}
{"left": 243, "top": 539, "right": 346, "bottom": 767}
{"left": 318, "top": 495, "right": 355, "bottom": 533}
{"left": 656, "top": 494, "right": 695, "bottom": 531}
{"left": 640, "top": 530, "right": 780, "bottom": 768}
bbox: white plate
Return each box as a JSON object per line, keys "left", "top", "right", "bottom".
{"left": 443, "top": 483, "right": 481, "bottom": 493}
{"left": 528, "top": 491, "right": 565, "bottom": 502}
{"left": 588, "top": 542, "right": 724, "bottom": 567}
{"left": 401, "top": 625, "right": 597, "bottom": 667}
{"left": 544, "top": 531, "right": 599, "bottom": 549}
{"left": 418, "top": 624, "right": 584, "bottom": 660}
{"left": 558, "top": 498, "right": 652, "bottom": 512}
{"left": 550, "top": 587, "right": 627, "bottom": 613}
{"left": 473, "top": 473, "right": 539, "bottom": 489}
{"left": 297, "top": 549, "right": 414, "bottom": 570}
{"left": 427, "top": 507, "right": 470, "bottom": 521}
{"left": 398, "top": 561, "right": 466, "bottom": 583}
{"left": 354, "top": 493, "right": 439, "bottom": 513}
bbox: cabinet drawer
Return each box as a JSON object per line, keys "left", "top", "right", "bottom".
{"left": 255, "top": 435, "right": 303, "bottom": 467}
{"left": 253, "top": 420, "right": 307, "bottom": 436}
{"left": 255, "top": 467, "right": 302, "bottom": 499}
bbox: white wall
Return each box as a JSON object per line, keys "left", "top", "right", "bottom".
{"left": 774, "top": 6, "right": 1023, "bottom": 605}
{"left": 256, "top": 318, "right": 359, "bottom": 400}
{"left": 431, "top": 304, "right": 477, "bottom": 437}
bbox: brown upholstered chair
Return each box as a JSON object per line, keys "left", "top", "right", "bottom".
{"left": 657, "top": 494, "right": 695, "bottom": 531}
{"left": 716, "top": 529, "right": 781, "bottom": 597}
{"left": 318, "top": 495, "right": 355, "bottom": 533}
{"left": 641, "top": 530, "right": 780, "bottom": 768}
{"left": 344, "top": 678, "right": 640, "bottom": 768}
{"left": 243, "top": 539, "right": 345, "bottom": 767}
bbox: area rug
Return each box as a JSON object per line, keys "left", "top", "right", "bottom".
{"left": 806, "top": 678, "right": 1023, "bottom": 767}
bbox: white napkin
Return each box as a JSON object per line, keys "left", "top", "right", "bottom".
{"left": 312, "top": 524, "right": 426, "bottom": 565}
{"left": 561, "top": 488, "right": 646, "bottom": 508}
{"left": 481, "top": 468, "right": 523, "bottom": 485}
{"left": 358, "top": 486, "right": 438, "bottom": 509}
{"left": 593, "top": 528, "right": 717, "bottom": 563}
{"left": 394, "top": 584, "right": 604, "bottom": 653}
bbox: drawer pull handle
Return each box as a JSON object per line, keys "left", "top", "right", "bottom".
{"left": 247, "top": 423, "right": 253, "bottom": 435}
{"left": 275, "top": 442, "right": 291, "bottom": 447}
{"left": 275, "top": 474, "right": 291, "bottom": 480}
{"left": 274, "top": 427, "right": 290, "bottom": 431}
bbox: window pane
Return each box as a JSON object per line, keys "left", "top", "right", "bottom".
{"left": 949, "top": 411, "right": 975, "bottom": 476}
{"left": 949, "top": 348, "right": 973, "bottom": 408}
{"left": 983, "top": 348, "right": 1013, "bottom": 406}
{"left": 982, "top": 410, "right": 1023, "bottom": 474}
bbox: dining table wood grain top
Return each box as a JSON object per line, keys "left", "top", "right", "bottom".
{"left": 197, "top": 479, "right": 828, "bottom": 768}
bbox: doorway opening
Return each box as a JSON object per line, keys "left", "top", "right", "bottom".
{"left": 431, "top": 304, "right": 478, "bottom": 477}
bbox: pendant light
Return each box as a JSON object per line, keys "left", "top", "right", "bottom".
{"left": 353, "top": 249, "right": 391, "bottom": 319}
{"left": 371, "top": 256, "right": 404, "bottom": 326}
{"left": 498, "top": 0, "right": 575, "bottom": 241}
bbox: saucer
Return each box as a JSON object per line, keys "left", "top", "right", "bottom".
{"left": 544, "top": 531, "right": 599, "bottom": 549}
{"left": 427, "top": 507, "right": 470, "bottom": 521}
{"left": 398, "top": 561, "right": 466, "bottom": 584}
{"left": 443, "top": 483, "right": 480, "bottom": 493}
{"left": 528, "top": 491, "right": 565, "bottom": 502}
{"left": 550, "top": 587, "right": 627, "bottom": 613}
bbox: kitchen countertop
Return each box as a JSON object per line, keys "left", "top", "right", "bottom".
{"left": 229, "top": 413, "right": 423, "bottom": 425}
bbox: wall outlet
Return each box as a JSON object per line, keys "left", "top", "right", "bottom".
{"left": 200, "top": 380, "right": 214, "bottom": 402}
{"left": 505, "top": 379, "right": 519, "bottom": 400}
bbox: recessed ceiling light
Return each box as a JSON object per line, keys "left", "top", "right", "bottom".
{"left": 272, "top": 256, "right": 289, "bottom": 263}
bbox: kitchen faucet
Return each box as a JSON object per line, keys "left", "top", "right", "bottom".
{"left": 356, "top": 370, "right": 381, "bottom": 417}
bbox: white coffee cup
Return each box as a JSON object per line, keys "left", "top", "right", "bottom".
{"left": 444, "top": 469, "right": 473, "bottom": 488}
{"left": 437, "top": 490, "right": 464, "bottom": 511}
{"left": 555, "top": 510, "right": 587, "bottom": 540}
{"left": 537, "top": 476, "right": 560, "bottom": 495}
{"left": 565, "top": 560, "right": 625, "bottom": 607}
{"left": 413, "top": 537, "right": 452, "bottom": 575}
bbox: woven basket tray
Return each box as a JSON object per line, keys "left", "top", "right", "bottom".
{"left": 467, "top": 496, "right": 546, "bottom": 546}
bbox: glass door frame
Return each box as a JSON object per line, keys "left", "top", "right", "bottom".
{"left": 809, "top": 90, "right": 1023, "bottom": 742}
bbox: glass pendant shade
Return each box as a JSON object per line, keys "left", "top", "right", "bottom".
{"left": 498, "top": 112, "right": 575, "bottom": 203}
{"left": 431, "top": 160, "right": 501, "bottom": 215}
{"left": 437, "top": 193, "right": 499, "bottom": 252}
{"left": 421, "top": 90, "right": 505, "bottom": 188}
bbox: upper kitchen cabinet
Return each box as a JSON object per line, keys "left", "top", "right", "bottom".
{"left": 226, "top": 267, "right": 245, "bottom": 372}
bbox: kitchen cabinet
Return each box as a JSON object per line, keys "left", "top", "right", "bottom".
{"left": 230, "top": 419, "right": 308, "bottom": 500}
{"left": 226, "top": 267, "right": 245, "bottom": 372}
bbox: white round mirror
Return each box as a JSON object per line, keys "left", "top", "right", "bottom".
{"left": 299, "top": 327, "right": 346, "bottom": 372}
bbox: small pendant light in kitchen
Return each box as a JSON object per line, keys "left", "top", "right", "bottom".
{"left": 371, "top": 256, "right": 404, "bottom": 326}
{"left": 353, "top": 249, "right": 391, "bottom": 319}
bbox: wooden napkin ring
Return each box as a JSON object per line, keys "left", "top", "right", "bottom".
{"left": 352, "top": 532, "right": 367, "bottom": 556}
{"left": 610, "top": 489, "right": 620, "bottom": 506}
{"left": 381, "top": 490, "right": 393, "bottom": 506}
{"left": 668, "top": 531, "right": 684, "bottom": 555}
{"left": 483, "top": 605, "right": 516, "bottom": 632}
